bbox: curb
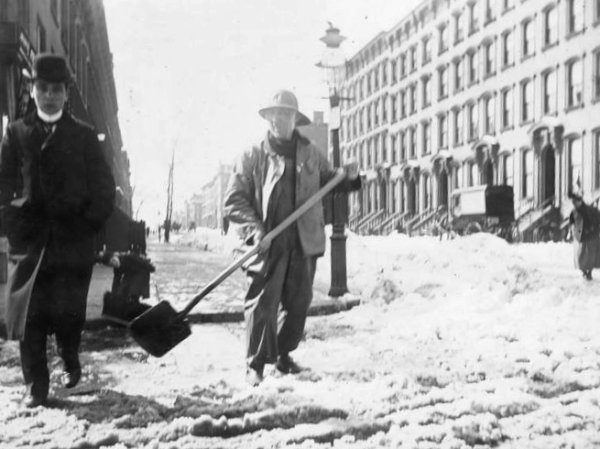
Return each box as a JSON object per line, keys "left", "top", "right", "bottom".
{"left": 82, "top": 295, "right": 361, "bottom": 330}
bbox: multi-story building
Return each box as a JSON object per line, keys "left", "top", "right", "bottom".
{"left": 341, "top": 0, "right": 600, "bottom": 239}
{"left": 0, "top": 0, "right": 132, "bottom": 214}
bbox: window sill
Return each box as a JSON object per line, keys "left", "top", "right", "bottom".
{"left": 594, "top": 19, "right": 600, "bottom": 28}
{"left": 520, "top": 119, "right": 534, "bottom": 127}
{"left": 468, "top": 80, "right": 479, "bottom": 88}
{"left": 438, "top": 47, "right": 448, "bottom": 56}
{"left": 501, "top": 62, "right": 515, "bottom": 72}
{"left": 438, "top": 94, "right": 449, "bottom": 101}
{"left": 565, "top": 103, "right": 584, "bottom": 113}
{"left": 566, "top": 29, "right": 585, "bottom": 40}
{"left": 502, "top": 6, "right": 515, "bottom": 15}
{"left": 454, "top": 37, "right": 464, "bottom": 45}
{"left": 592, "top": 96, "right": 600, "bottom": 105}
{"left": 483, "top": 71, "right": 496, "bottom": 81}
{"left": 520, "top": 53, "right": 536, "bottom": 63}
{"left": 542, "top": 41, "right": 559, "bottom": 52}
{"left": 454, "top": 86, "right": 464, "bottom": 94}
{"left": 501, "top": 125, "right": 514, "bottom": 132}
{"left": 484, "top": 17, "right": 496, "bottom": 27}
{"left": 468, "top": 27, "right": 479, "bottom": 37}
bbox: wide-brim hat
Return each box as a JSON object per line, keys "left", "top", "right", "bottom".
{"left": 258, "top": 89, "right": 311, "bottom": 126}
{"left": 25, "top": 53, "right": 71, "bottom": 84}
{"left": 568, "top": 189, "right": 584, "bottom": 201}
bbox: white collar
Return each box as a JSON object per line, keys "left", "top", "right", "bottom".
{"left": 37, "top": 109, "right": 63, "bottom": 124}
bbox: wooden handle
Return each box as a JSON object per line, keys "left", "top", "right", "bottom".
{"left": 179, "top": 170, "right": 347, "bottom": 317}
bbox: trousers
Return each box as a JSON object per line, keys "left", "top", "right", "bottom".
{"left": 244, "top": 246, "right": 317, "bottom": 368}
{"left": 20, "top": 266, "right": 92, "bottom": 398}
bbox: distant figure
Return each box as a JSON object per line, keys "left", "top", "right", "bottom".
{"left": 0, "top": 54, "right": 115, "bottom": 407}
{"left": 224, "top": 89, "right": 361, "bottom": 386}
{"left": 568, "top": 190, "right": 600, "bottom": 281}
{"left": 158, "top": 225, "right": 162, "bottom": 242}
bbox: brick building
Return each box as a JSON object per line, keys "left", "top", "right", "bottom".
{"left": 341, "top": 0, "right": 600, "bottom": 239}
{"left": 0, "top": 0, "right": 132, "bottom": 214}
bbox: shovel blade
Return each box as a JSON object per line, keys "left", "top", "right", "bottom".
{"left": 129, "top": 300, "right": 192, "bottom": 357}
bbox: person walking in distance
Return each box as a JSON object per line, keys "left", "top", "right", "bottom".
{"left": 568, "top": 190, "right": 600, "bottom": 281}
{"left": 224, "top": 89, "right": 361, "bottom": 386}
{"left": 0, "top": 54, "right": 115, "bottom": 407}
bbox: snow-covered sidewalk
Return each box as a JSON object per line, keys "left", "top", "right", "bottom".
{"left": 1, "top": 230, "right": 600, "bottom": 448}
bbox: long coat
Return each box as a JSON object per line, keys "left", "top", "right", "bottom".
{"left": 569, "top": 203, "right": 600, "bottom": 271}
{"left": 0, "top": 110, "right": 115, "bottom": 339}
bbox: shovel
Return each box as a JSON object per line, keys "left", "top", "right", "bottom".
{"left": 119, "top": 170, "right": 348, "bottom": 357}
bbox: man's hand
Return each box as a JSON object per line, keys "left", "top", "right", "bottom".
{"left": 254, "top": 228, "right": 272, "bottom": 255}
{"left": 343, "top": 159, "right": 359, "bottom": 180}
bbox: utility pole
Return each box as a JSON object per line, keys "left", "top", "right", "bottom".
{"left": 164, "top": 147, "right": 175, "bottom": 243}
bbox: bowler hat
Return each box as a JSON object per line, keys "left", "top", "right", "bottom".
{"left": 28, "top": 53, "right": 71, "bottom": 84}
{"left": 259, "top": 90, "right": 311, "bottom": 126}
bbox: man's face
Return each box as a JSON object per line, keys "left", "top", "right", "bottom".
{"left": 266, "top": 108, "right": 296, "bottom": 140}
{"left": 32, "top": 80, "right": 67, "bottom": 115}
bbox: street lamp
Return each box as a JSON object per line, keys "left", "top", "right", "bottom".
{"left": 317, "top": 23, "right": 349, "bottom": 297}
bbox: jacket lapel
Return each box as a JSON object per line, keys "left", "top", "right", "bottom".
{"left": 261, "top": 134, "right": 285, "bottom": 220}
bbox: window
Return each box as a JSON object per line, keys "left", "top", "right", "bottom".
{"left": 522, "top": 19, "right": 534, "bottom": 58}
{"left": 423, "top": 36, "right": 432, "bottom": 64}
{"left": 596, "top": 0, "right": 600, "bottom": 22}
{"left": 37, "top": 17, "right": 46, "bottom": 52}
{"left": 438, "top": 66, "right": 448, "bottom": 99}
{"left": 568, "top": 137, "right": 583, "bottom": 191}
{"left": 423, "top": 174, "right": 430, "bottom": 209}
{"left": 567, "top": 0, "right": 584, "bottom": 34}
{"left": 423, "top": 122, "right": 431, "bottom": 155}
{"left": 470, "top": 162, "right": 479, "bottom": 186}
{"left": 454, "top": 108, "right": 464, "bottom": 145}
{"left": 544, "top": 7, "right": 558, "bottom": 47}
{"left": 502, "top": 30, "right": 513, "bottom": 67}
{"left": 50, "top": 0, "right": 58, "bottom": 24}
{"left": 468, "top": 102, "right": 478, "bottom": 140}
{"left": 521, "top": 79, "right": 533, "bottom": 122}
{"left": 502, "top": 88, "right": 513, "bottom": 128}
{"left": 454, "top": 58, "right": 463, "bottom": 91}
{"left": 391, "top": 94, "right": 397, "bottom": 122}
{"left": 543, "top": 70, "right": 556, "bottom": 114}
{"left": 503, "top": 0, "right": 514, "bottom": 11}
{"left": 439, "top": 24, "right": 448, "bottom": 53}
{"left": 410, "top": 46, "right": 418, "bottom": 72}
{"left": 455, "top": 11, "right": 465, "bottom": 43}
{"left": 567, "top": 59, "right": 583, "bottom": 108}
{"left": 485, "top": 96, "right": 495, "bottom": 134}
{"left": 410, "top": 83, "right": 418, "bottom": 113}
{"left": 594, "top": 51, "right": 600, "bottom": 100}
{"left": 400, "top": 54, "right": 407, "bottom": 78}
{"left": 468, "top": 49, "right": 477, "bottom": 84}
{"left": 439, "top": 114, "right": 448, "bottom": 149}
{"left": 469, "top": 1, "right": 480, "bottom": 34}
{"left": 485, "top": 0, "right": 495, "bottom": 23}
{"left": 409, "top": 127, "right": 417, "bottom": 158}
{"left": 391, "top": 134, "right": 397, "bottom": 164}
{"left": 400, "top": 131, "right": 407, "bottom": 160}
{"left": 423, "top": 76, "right": 431, "bottom": 107}
{"left": 391, "top": 60, "right": 397, "bottom": 84}
{"left": 484, "top": 40, "right": 495, "bottom": 76}
{"left": 595, "top": 131, "right": 600, "bottom": 188}
{"left": 522, "top": 149, "right": 533, "bottom": 198}
{"left": 400, "top": 90, "right": 407, "bottom": 118}
{"left": 502, "top": 154, "right": 513, "bottom": 186}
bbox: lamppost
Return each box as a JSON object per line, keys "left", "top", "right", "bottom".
{"left": 317, "top": 23, "right": 349, "bottom": 297}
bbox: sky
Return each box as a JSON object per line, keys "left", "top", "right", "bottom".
{"left": 103, "top": 0, "right": 421, "bottom": 226}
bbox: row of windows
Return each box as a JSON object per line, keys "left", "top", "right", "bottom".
{"left": 356, "top": 130, "right": 600, "bottom": 217}
{"left": 344, "top": 0, "right": 598, "bottom": 106}
{"left": 342, "top": 51, "right": 600, "bottom": 144}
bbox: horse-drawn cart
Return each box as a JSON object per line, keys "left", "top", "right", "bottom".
{"left": 450, "top": 185, "right": 516, "bottom": 241}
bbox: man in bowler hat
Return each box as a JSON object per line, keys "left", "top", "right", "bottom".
{"left": 0, "top": 54, "right": 115, "bottom": 407}
{"left": 224, "top": 89, "right": 361, "bottom": 386}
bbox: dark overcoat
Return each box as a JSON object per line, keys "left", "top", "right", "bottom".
{"left": 569, "top": 203, "right": 600, "bottom": 271}
{"left": 0, "top": 110, "right": 115, "bottom": 338}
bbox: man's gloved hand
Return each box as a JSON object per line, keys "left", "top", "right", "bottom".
{"left": 343, "top": 159, "right": 359, "bottom": 180}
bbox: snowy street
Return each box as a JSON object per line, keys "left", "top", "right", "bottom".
{"left": 1, "top": 230, "right": 600, "bottom": 448}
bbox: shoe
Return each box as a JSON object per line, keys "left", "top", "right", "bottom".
{"left": 62, "top": 367, "right": 81, "bottom": 389}
{"left": 24, "top": 394, "right": 47, "bottom": 408}
{"left": 583, "top": 271, "right": 593, "bottom": 281}
{"left": 245, "top": 366, "right": 263, "bottom": 387}
{"left": 275, "top": 354, "right": 303, "bottom": 374}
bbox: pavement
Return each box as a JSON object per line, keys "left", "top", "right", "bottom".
{"left": 0, "top": 252, "right": 360, "bottom": 335}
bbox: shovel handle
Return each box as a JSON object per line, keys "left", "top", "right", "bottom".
{"left": 178, "top": 170, "right": 348, "bottom": 318}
